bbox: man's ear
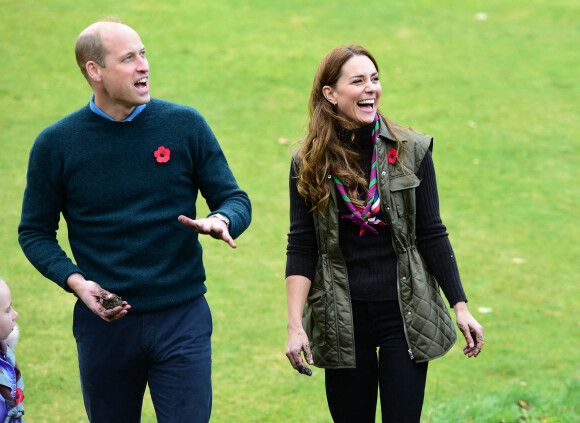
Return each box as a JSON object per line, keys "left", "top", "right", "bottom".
{"left": 86, "top": 61, "right": 103, "bottom": 83}
{"left": 322, "top": 85, "right": 337, "bottom": 105}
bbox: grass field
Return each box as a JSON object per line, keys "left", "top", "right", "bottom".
{"left": 1, "top": 0, "right": 578, "bottom": 421}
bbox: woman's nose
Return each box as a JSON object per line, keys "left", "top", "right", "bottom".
{"left": 364, "top": 80, "right": 376, "bottom": 91}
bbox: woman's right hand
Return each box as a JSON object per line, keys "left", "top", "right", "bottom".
{"left": 285, "top": 275, "right": 314, "bottom": 375}
{"left": 286, "top": 325, "right": 314, "bottom": 375}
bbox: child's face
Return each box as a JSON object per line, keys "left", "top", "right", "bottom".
{"left": 0, "top": 281, "right": 18, "bottom": 341}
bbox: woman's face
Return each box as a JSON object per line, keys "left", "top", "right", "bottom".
{"left": 323, "top": 55, "right": 382, "bottom": 128}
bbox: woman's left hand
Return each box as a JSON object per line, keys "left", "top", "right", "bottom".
{"left": 453, "top": 301, "right": 484, "bottom": 358}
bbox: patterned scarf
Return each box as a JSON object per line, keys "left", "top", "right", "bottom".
{"left": 332, "top": 114, "right": 386, "bottom": 237}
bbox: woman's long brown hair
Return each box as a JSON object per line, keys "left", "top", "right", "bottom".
{"left": 296, "top": 45, "right": 404, "bottom": 213}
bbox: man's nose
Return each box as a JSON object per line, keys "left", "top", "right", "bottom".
{"left": 137, "top": 56, "right": 149, "bottom": 71}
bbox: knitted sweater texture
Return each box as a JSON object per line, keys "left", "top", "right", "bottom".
{"left": 19, "top": 99, "right": 251, "bottom": 312}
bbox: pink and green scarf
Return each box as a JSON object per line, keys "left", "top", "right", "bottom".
{"left": 332, "top": 114, "right": 387, "bottom": 237}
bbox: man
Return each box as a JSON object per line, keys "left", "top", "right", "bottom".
{"left": 18, "top": 18, "right": 251, "bottom": 422}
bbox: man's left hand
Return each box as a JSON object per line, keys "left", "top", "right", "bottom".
{"left": 178, "top": 215, "right": 237, "bottom": 248}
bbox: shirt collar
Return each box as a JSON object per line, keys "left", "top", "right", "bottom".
{"left": 89, "top": 94, "right": 147, "bottom": 122}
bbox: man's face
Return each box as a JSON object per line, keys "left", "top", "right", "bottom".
{"left": 95, "top": 24, "right": 150, "bottom": 119}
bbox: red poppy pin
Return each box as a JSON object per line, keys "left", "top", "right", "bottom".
{"left": 15, "top": 388, "right": 24, "bottom": 404}
{"left": 387, "top": 148, "right": 397, "bottom": 164}
{"left": 154, "top": 146, "right": 171, "bottom": 163}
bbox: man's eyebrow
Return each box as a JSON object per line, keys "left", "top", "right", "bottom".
{"left": 119, "top": 45, "right": 146, "bottom": 56}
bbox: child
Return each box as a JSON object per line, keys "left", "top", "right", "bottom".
{"left": 0, "top": 279, "right": 24, "bottom": 423}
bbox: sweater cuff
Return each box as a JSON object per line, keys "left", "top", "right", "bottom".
{"left": 57, "top": 269, "right": 86, "bottom": 293}
{"left": 285, "top": 253, "right": 316, "bottom": 281}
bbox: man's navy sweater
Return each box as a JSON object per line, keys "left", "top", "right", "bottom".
{"left": 19, "top": 99, "right": 251, "bottom": 312}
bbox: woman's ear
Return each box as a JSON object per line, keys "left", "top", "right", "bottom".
{"left": 322, "top": 85, "right": 337, "bottom": 105}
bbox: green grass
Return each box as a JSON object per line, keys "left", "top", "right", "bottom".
{"left": 1, "top": 0, "right": 579, "bottom": 421}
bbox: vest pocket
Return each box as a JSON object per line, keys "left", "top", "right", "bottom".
{"left": 303, "top": 289, "right": 326, "bottom": 347}
{"left": 389, "top": 174, "right": 419, "bottom": 216}
{"left": 404, "top": 248, "right": 457, "bottom": 361}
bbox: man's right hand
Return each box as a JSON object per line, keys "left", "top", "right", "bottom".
{"left": 67, "top": 274, "right": 130, "bottom": 322}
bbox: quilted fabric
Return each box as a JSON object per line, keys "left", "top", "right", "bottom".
{"left": 306, "top": 188, "right": 356, "bottom": 368}
{"left": 299, "top": 118, "right": 457, "bottom": 368}
{"left": 376, "top": 125, "right": 456, "bottom": 363}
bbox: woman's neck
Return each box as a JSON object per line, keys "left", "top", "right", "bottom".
{"left": 336, "top": 120, "right": 375, "bottom": 146}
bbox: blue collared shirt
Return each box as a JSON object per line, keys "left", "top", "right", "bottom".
{"left": 89, "top": 94, "right": 147, "bottom": 122}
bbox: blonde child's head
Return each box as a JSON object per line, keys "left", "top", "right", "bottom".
{"left": 0, "top": 279, "right": 19, "bottom": 342}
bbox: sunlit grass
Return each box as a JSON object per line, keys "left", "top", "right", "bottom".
{"left": 1, "top": 0, "right": 578, "bottom": 421}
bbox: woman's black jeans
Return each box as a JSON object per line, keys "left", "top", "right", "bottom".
{"left": 325, "top": 300, "right": 428, "bottom": 423}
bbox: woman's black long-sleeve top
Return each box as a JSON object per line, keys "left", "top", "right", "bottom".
{"left": 286, "top": 123, "right": 467, "bottom": 306}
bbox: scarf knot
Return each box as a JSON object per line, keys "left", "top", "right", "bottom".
{"left": 332, "top": 114, "right": 387, "bottom": 237}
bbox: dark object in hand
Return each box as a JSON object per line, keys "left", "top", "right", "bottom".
{"left": 299, "top": 366, "right": 312, "bottom": 376}
{"left": 101, "top": 293, "right": 123, "bottom": 310}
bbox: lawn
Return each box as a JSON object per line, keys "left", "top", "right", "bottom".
{"left": 0, "top": 0, "right": 578, "bottom": 421}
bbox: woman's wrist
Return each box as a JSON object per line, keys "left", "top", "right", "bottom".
{"left": 452, "top": 301, "right": 468, "bottom": 313}
{"left": 287, "top": 320, "right": 304, "bottom": 332}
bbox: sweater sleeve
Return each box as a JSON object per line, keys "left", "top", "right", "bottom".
{"left": 415, "top": 150, "right": 467, "bottom": 306}
{"left": 285, "top": 160, "right": 317, "bottom": 279}
{"left": 18, "top": 131, "right": 85, "bottom": 290}
{"left": 193, "top": 116, "right": 251, "bottom": 239}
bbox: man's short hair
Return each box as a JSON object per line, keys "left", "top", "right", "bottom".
{"left": 75, "top": 17, "right": 124, "bottom": 82}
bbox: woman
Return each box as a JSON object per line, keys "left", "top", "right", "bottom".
{"left": 285, "top": 45, "right": 484, "bottom": 422}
